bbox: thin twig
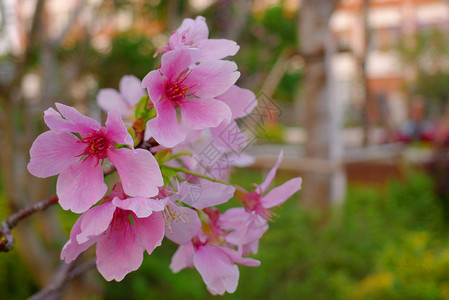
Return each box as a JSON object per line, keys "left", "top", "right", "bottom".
{"left": 30, "top": 258, "right": 96, "bottom": 300}
{"left": 0, "top": 195, "right": 58, "bottom": 252}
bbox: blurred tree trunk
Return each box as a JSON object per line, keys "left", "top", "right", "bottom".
{"left": 360, "top": 0, "right": 372, "bottom": 146}
{"left": 299, "top": 0, "right": 342, "bottom": 210}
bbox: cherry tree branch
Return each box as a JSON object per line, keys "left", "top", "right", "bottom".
{"left": 0, "top": 164, "right": 116, "bottom": 252}
{"left": 30, "top": 258, "right": 96, "bottom": 300}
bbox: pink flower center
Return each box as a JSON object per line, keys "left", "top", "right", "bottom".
{"left": 106, "top": 208, "right": 135, "bottom": 238}
{"left": 165, "top": 69, "right": 197, "bottom": 107}
{"left": 77, "top": 131, "right": 113, "bottom": 166}
{"left": 241, "top": 191, "right": 274, "bottom": 221}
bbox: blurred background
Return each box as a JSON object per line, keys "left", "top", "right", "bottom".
{"left": 3, "top": 0, "right": 449, "bottom": 298}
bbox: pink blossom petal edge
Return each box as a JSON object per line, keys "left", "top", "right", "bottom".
{"left": 134, "top": 212, "right": 165, "bottom": 254}
{"left": 27, "top": 131, "right": 84, "bottom": 178}
{"left": 119, "top": 75, "right": 146, "bottom": 107}
{"left": 146, "top": 100, "right": 187, "bottom": 147}
{"left": 258, "top": 150, "right": 284, "bottom": 193}
{"left": 105, "top": 109, "right": 134, "bottom": 147}
{"left": 197, "top": 39, "right": 240, "bottom": 61}
{"left": 112, "top": 196, "right": 165, "bottom": 218}
{"left": 181, "top": 98, "right": 232, "bottom": 130}
{"left": 187, "top": 60, "right": 240, "bottom": 98}
{"left": 178, "top": 179, "right": 235, "bottom": 209}
{"left": 96, "top": 223, "right": 144, "bottom": 281}
{"left": 170, "top": 242, "right": 195, "bottom": 273}
{"left": 193, "top": 246, "right": 239, "bottom": 295}
{"left": 56, "top": 161, "right": 107, "bottom": 213}
{"left": 261, "top": 177, "right": 302, "bottom": 209}
{"left": 54, "top": 102, "right": 101, "bottom": 134}
{"left": 60, "top": 214, "right": 97, "bottom": 263}
{"left": 97, "top": 89, "right": 130, "bottom": 116}
{"left": 76, "top": 202, "right": 116, "bottom": 243}
{"left": 108, "top": 148, "right": 163, "bottom": 198}
{"left": 216, "top": 85, "right": 256, "bottom": 119}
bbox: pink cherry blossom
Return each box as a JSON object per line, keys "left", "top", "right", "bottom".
{"left": 154, "top": 16, "right": 239, "bottom": 62}
{"left": 219, "top": 150, "right": 302, "bottom": 254}
{"left": 142, "top": 48, "right": 238, "bottom": 147}
{"left": 27, "top": 103, "right": 163, "bottom": 213}
{"left": 97, "top": 75, "right": 146, "bottom": 121}
{"left": 160, "top": 180, "right": 235, "bottom": 245}
{"left": 169, "top": 208, "right": 260, "bottom": 295}
{"left": 61, "top": 184, "right": 165, "bottom": 281}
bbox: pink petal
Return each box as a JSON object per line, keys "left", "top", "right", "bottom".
{"left": 112, "top": 196, "right": 165, "bottom": 218}
{"left": 141, "top": 70, "right": 165, "bottom": 104}
{"left": 76, "top": 202, "right": 116, "bottom": 243}
{"left": 258, "top": 150, "right": 284, "bottom": 193}
{"left": 27, "top": 130, "right": 84, "bottom": 178}
{"left": 210, "top": 120, "right": 248, "bottom": 152}
{"left": 146, "top": 100, "right": 186, "bottom": 147}
{"left": 261, "top": 177, "right": 302, "bottom": 208}
{"left": 193, "top": 245, "right": 239, "bottom": 295}
{"left": 119, "top": 75, "right": 146, "bottom": 107}
{"left": 220, "top": 247, "right": 261, "bottom": 267}
{"left": 181, "top": 98, "right": 232, "bottom": 130}
{"left": 216, "top": 85, "right": 256, "bottom": 119}
{"left": 240, "top": 240, "right": 259, "bottom": 256}
{"left": 96, "top": 89, "right": 131, "bottom": 117}
{"left": 60, "top": 214, "right": 97, "bottom": 263}
{"left": 134, "top": 212, "right": 165, "bottom": 254}
{"left": 164, "top": 202, "right": 201, "bottom": 245}
{"left": 160, "top": 48, "right": 193, "bottom": 81}
{"left": 96, "top": 224, "right": 144, "bottom": 281}
{"left": 197, "top": 39, "right": 240, "bottom": 61}
{"left": 55, "top": 103, "right": 101, "bottom": 134}
{"left": 227, "top": 151, "right": 255, "bottom": 168}
{"left": 178, "top": 179, "right": 235, "bottom": 209}
{"left": 187, "top": 60, "right": 240, "bottom": 98}
{"left": 170, "top": 242, "right": 195, "bottom": 273}
{"left": 154, "top": 44, "right": 171, "bottom": 57}
{"left": 225, "top": 213, "right": 268, "bottom": 246}
{"left": 44, "top": 108, "right": 85, "bottom": 134}
{"left": 218, "top": 207, "right": 250, "bottom": 230}
{"left": 108, "top": 148, "right": 163, "bottom": 198}
{"left": 105, "top": 110, "right": 133, "bottom": 147}
{"left": 179, "top": 16, "right": 209, "bottom": 42}
{"left": 56, "top": 161, "right": 107, "bottom": 213}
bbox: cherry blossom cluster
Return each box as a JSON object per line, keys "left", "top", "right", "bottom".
{"left": 27, "top": 16, "right": 302, "bottom": 295}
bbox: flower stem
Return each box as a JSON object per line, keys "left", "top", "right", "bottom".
{"left": 162, "top": 165, "right": 229, "bottom": 185}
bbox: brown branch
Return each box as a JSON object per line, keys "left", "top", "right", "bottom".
{"left": 30, "top": 258, "right": 96, "bottom": 300}
{"left": 0, "top": 195, "right": 58, "bottom": 252}
{"left": 0, "top": 164, "right": 116, "bottom": 252}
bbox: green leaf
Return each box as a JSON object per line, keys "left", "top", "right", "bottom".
{"left": 134, "top": 94, "right": 149, "bottom": 120}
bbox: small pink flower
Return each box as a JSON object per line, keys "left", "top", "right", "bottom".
{"left": 169, "top": 208, "right": 259, "bottom": 295}
{"left": 61, "top": 184, "right": 166, "bottom": 281}
{"left": 170, "top": 241, "right": 260, "bottom": 295}
{"left": 155, "top": 16, "right": 240, "bottom": 62}
{"left": 219, "top": 150, "right": 302, "bottom": 254}
{"left": 142, "top": 48, "right": 237, "bottom": 147}
{"left": 161, "top": 180, "right": 235, "bottom": 245}
{"left": 97, "top": 75, "right": 146, "bottom": 121}
{"left": 27, "top": 103, "right": 163, "bottom": 213}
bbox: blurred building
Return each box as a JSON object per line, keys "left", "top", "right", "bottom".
{"left": 330, "top": 0, "right": 449, "bottom": 126}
